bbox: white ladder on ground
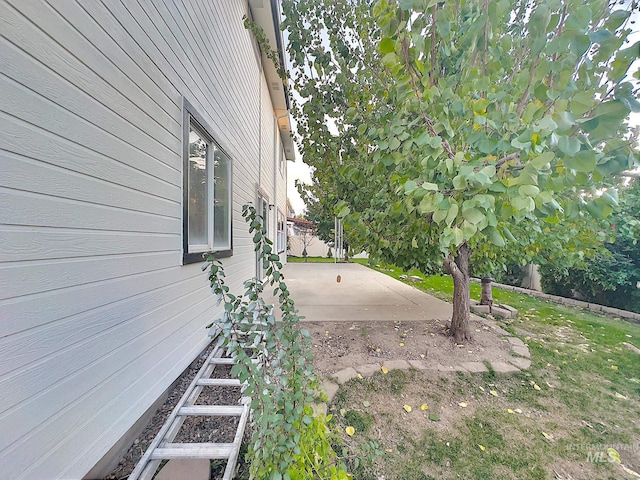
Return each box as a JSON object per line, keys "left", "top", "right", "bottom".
{"left": 128, "top": 344, "right": 250, "bottom": 480}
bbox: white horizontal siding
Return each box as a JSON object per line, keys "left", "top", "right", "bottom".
{"left": 2, "top": 1, "right": 181, "bottom": 155}
{"left": 0, "top": 112, "right": 180, "bottom": 200}
{"left": 0, "top": 226, "right": 178, "bottom": 263}
{"left": 2, "top": 150, "right": 179, "bottom": 218}
{"left": 0, "top": 188, "right": 180, "bottom": 233}
{"left": 0, "top": 75, "right": 181, "bottom": 186}
{"left": 0, "top": 0, "right": 286, "bottom": 478}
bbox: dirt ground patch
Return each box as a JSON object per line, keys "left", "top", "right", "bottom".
{"left": 307, "top": 318, "right": 640, "bottom": 480}
{"left": 306, "top": 316, "right": 514, "bottom": 375}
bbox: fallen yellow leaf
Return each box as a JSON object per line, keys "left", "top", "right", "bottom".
{"left": 490, "top": 390, "right": 498, "bottom": 397}
{"left": 399, "top": 342, "right": 405, "bottom": 347}
{"left": 403, "top": 404, "right": 412, "bottom": 412}
{"left": 478, "top": 444, "right": 486, "bottom": 451}
{"left": 533, "top": 383, "right": 541, "bottom": 391}
{"left": 611, "top": 365, "right": 618, "bottom": 370}
{"left": 381, "top": 365, "right": 389, "bottom": 374}
{"left": 420, "top": 403, "right": 428, "bottom": 410}
{"left": 514, "top": 408, "right": 523, "bottom": 414}
{"left": 478, "top": 386, "right": 485, "bottom": 392}
{"left": 541, "top": 431, "right": 554, "bottom": 440}
{"left": 356, "top": 373, "right": 363, "bottom": 379}
{"left": 507, "top": 409, "right": 515, "bottom": 414}
{"left": 345, "top": 426, "right": 355, "bottom": 436}
{"left": 458, "top": 402, "right": 468, "bottom": 408}
{"left": 615, "top": 392, "right": 628, "bottom": 399}
{"left": 420, "top": 353, "right": 426, "bottom": 358}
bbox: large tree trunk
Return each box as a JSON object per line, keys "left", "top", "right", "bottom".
{"left": 443, "top": 243, "right": 473, "bottom": 343}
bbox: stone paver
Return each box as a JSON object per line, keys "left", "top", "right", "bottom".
{"left": 460, "top": 361, "right": 488, "bottom": 373}
{"left": 436, "top": 364, "right": 467, "bottom": 372}
{"left": 156, "top": 459, "right": 210, "bottom": 480}
{"left": 408, "top": 360, "right": 427, "bottom": 370}
{"left": 356, "top": 363, "right": 381, "bottom": 377}
{"left": 383, "top": 359, "right": 411, "bottom": 370}
{"left": 508, "top": 357, "right": 532, "bottom": 370}
{"left": 491, "top": 306, "right": 514, "bottom": 318}
{"left": 334, "top": 367, "right": 358, "bottom": 384}
{"left": 311, "top": 402, "right": 328, "bottom": 416}
{"left": 321, "top": 381, "right": 339, "bottom": 403}
{"left": 501, "top": 304, "right": 519, "bottom": 315}
{"left": 506, "top": 336, "right": 526, "bottom": 348}
{"left": 511, "top": 345, "right": 531, "bottom": 358}
{"left": 471, "top": 304, "right": 491, "bottom": 314}
{"left": 490, "top": 361, "right": 520, "bottom": 374}
{"left": 491, "top": 325, "right": 511, "bottom": 335}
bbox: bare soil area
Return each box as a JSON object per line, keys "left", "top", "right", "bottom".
{"left": 306, "top": 315, "right": 514, "bottom": 375}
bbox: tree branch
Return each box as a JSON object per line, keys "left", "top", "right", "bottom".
{"left": 398, "top": 32, "right": 456, "bottom": 159}
{"left": 495, "top": 152, "right": 521, "bottom": 167}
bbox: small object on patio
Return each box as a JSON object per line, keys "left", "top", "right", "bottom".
{"left": 336, "top": 274, "right": 341, "bottom": 283}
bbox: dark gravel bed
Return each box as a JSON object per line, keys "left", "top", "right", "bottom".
{"left": 104, "top": 342, "right": 249, "bottom": 480}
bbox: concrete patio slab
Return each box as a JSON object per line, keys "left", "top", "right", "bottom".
{"left": 273, "top": 263, "right": 452, "bottom": 323}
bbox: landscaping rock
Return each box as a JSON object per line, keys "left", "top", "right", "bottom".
{"left": 500, "top": 304, "right": 519, "bottom": 315}
{"left": 471, "top": 304, "right": 491, "bottom": 315}
{"left": 321, "top": 381, "right": 339, "bottom": 403}
{"left": 490, "top": 324, "right": 511, "bottom": 336}
{"left": 408, "top": 360, "right": 427, "bottom": 370}
{"left": 506, "top": 337, "right": 526, "bottom": 348}
{"left": 384, "top": 359, "right": 411, "bottom": 370}
{"left": 491, "top": 306, "right": 514, "bottom": 319}
{"left": 508, "top": 357, "right": 531, "bottom": 370}
{"left": 311, "top": 403, "right": 328, "bottom": 416}
{"left": 460, "top": 361, "right": 488, "bottom": 373}
{"left": 490, "top": 361, "right": 520, "bottom": 374}
{"left": 356, "top": 363, "right": 381, "bottom": 377}
{"left": 511, "top": 345, "right": 531, "bottom": 358}
{"left": 334, "top": 367, "right": 358, "bottom": 384}
{"left": 436, "top": 364, "right": 467, "bottom": 372}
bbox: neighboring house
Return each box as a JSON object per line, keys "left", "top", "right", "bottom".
{"left": 287, "top": 217, "right": 332, "bottom": 258}
{"left": 0, "top": 1, "right": 291, "bottom": 479}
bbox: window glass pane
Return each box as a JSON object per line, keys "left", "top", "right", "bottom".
{"left": 188, "top": 127, "right": 208, "bottom": 247}
{"left": 213, "top": 148, "right": 231, "bottom": 248}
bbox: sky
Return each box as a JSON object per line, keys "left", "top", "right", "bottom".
{"left": 284, "top": 5, "right": 640, "bottom": 216}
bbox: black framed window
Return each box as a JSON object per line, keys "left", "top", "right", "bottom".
{"left": 277, "top": 210, "right": 286, "bottom": 253}
{"left": 183, "top": 100, "right": 232, "bottom": 264}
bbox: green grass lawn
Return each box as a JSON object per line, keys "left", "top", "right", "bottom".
{"left": 332, "top": 260, "right": 640, "bottom": 479}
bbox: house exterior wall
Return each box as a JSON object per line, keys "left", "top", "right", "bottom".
{"left": 288, "top": 235, "right": 333, "bottom": 258}
{"left": 0, "top": 1, "right": 288, "bottom": 478}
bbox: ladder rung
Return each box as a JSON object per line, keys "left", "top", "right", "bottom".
{"left": 151, "top": 443, "right": 235, "bottom": 459}
{"left": 196, "top": 378, "right": 242, "bottom": 387}
{"left": 178, "top": 405, "right": 244, "bottom": 416}
{"left": 209, "top": 357, "right": 235, "bottom": 365}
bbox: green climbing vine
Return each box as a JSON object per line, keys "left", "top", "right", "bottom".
{"left": 204, "top": 204, "right": 350, "bottom": 480}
